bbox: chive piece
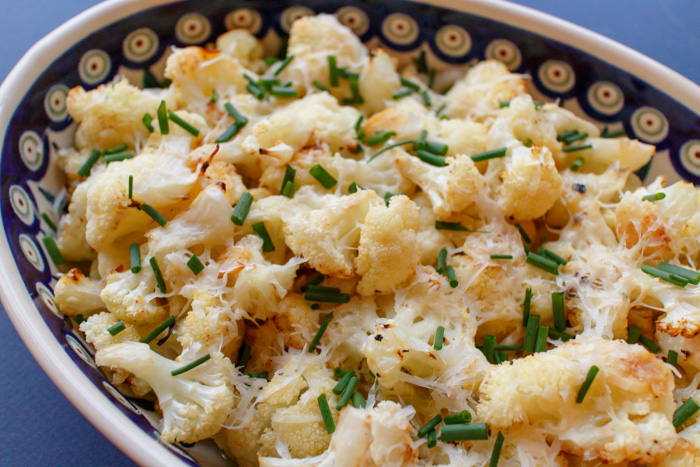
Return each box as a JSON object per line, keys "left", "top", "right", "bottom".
{"left": 337, "top": 376, "right": 359, "bottom": 410}
{"left": 437, "top": 248, "right": 447, "bottom": 274}
{"left": 271, "top": 86, "right": 298, "bottom": 98}
{"left": 639, "top": 335, "right": 660, "bottom": 354}
{"left": 157, "top": 101, "right": 169, "bottom": 135}
{"left": 570, "top": 157, "right": 584, "bottom": 171}
{"left": 311, "top": 303, "right": 320, "bottom": 310}
{"left": 400, "top": 76, "right": 420, "bottom": 91}
{"left": 150, "top": 257, "right": 167, "bottom": 293}
{"left": 444, "top": 411, "right": 472, "bottom": 425}
{"left": 187, "top": 254, "right": 205, "bottom": 276}
{"left": 519, "top": 136, "right": 533, "bottom": 147}
{"left": 392, "top": 88, "right": 414, "bottom": 99}
{"left": 562, "top": 132, "right": 588, "bottom": 145}
{"left": 140, "top": 203, "right": 167, "bottom": 226}
{"left": 522, "top": 287, "right": 532, "bottom": 327}
{"left": 304, "top": 290, "right": 351, "bottom": 303}
{"left": 426, "top": 429, "right": 437, "bottom": 448}
{"left": 523, "top": 315, "right": 541, "bottom": 352}
{"left": 489, "top": 432, "right": 505, "bottom": 467}
{"left": 576, "top": 365, "right": 600, "bottom": 403}
{"left": 41, "top": 213, "right": 57, "bottom": 232}
{"left": 538, "top": 248, "right": 567, "bottom": 265}
{"left": 667, "top": 349, "right": 679, "bottom": 366}
{"left": 435, "top": 104, "right": 447, "bottom": 119}
{"left": 107, "top": 320, "right": 126, "bottom": 336}
{"left": 435, "top": 221, "right": 468, "bottom": 231}
{"left": 313, "top": 80, "right": 330, "bottom": 92}
{"left": 548, "top": 328, "right": 574, "bottom": 341}
{"left": 534, "top": 101, "right": 543, "bottom": 110}
{"left": 231, "top": 192, "right": 253, "bottom": 226}
{"left": 602, "top": 128, "right": 626, "bottom": 138}
{"left": 309, "top": 312, "right": 333, "bottom": 353}
{"left": 642, "top": 192, "right": 666, "bottom": 202}
{"left": 627, "top": 326, "right": 642, "bottom": 344}
{"left": 333, "top": 370, "right": 355, "bottom": 395}
{"left": 318, "top": 394, "right": 335, "bottom": 434}
{"left": 216, "top": 123, "right": 244, "bottom": 143}
{"left": 422, "top": 90, "right": 431, "bottom": 108}
{"left": 74, "top": 315, "right": 85, "bottom": 325}
{"left": 128, "top": 175, "right": 133, "bottom": 199}
{"left": 434, "top": 326, "right": 445, "bottom": 350}
{"left": 514, "top": 223, "right": 531, "bottom": 244}
{"left": 141, "top": 316, "right": 176, "bottom": 344}
{"left": 224, "top": 102, "right": 248, "bottom": 126}
{"left": 77, "top": 149, "right": 102, "bottom": 177}
{"left": 130, "top": 243, "right": 141, "bottom": 273}
{"left": 384, "top": 192, "right": 395, "bottom": 206}
{"left": 414, "top": 130, "right": 428, "bottom": 151}
{"left": 344, "top": 74, "right": 363, "bottom": 105}
{"left": 104, "top": 151, "right": 135, "bottom": 163}
{"left": 352, "top": 392, "right": 366, "bottom": 409}
{"left": 641, "top": 264, "right": 688, "bottom": 287}
{"left": 367, "top": 139, "right": 414, "bottom": 162}
{"left": 524, "top": 244, "right": 531, "bottom": 254}
{"left": 273, "top": 55, "right": 294, "bottom": 76}
{"left": 252, "top": 222, "right": 275, "bottom": 252}
{"left": 526, "top": 252, "right": 559, "bottom": 275}
{"left": 246, "top": 83, "right": 265, "bottom": 100}
{"left": 348, "top": 182, "right": 361, "bottom": 194}
{"left": 265, "top": 57, "right": 278, "bottom": 66}
{"left": 471, "top": 147, "right": 507, "bottom": 162}
{"left": 281, "top": 181, "right": 297, "bottom": 198}
{"left": 238, "top": 344, "right": 252, "bottom": 368}
{"left": 104, "top": 143, "right": 128, "bottom": 155}
{"left": 440, "top": 423, "right": 489, "bottom": 442}
{"left": 490, "top": 254, "right": 513, "bottom": 260}
{"left": 658, "top": 263, "right": 700, "bottom": 285}
{"left": 534, "top": 326, "right": 549, "bottom": 353}
{"left": 552, "top": 291, "right": 566, "bottom": 332}
{"left": 367, "top": 130, "right": 397, "bottom": 147}
{"left": 483, "top": 335, "right": 496, "bottom": 363}
{"left": 42, "top": 236, "right": 64, "bottom": 265}
{"left": 416, "top": 149, "right": 448, "bottom": 167}
{"left": 475, "top": 343, "right": 524, "bottom": 351}
{"left": 557, "top": 130, "right": 578, "bottom": 142}
{"left": 167, "top": 111, "right": 199, "bottom": 136}
{"left": 209, "top": 90, "right": 218, "bottom": 104}
{"left": 418, "top": 415, "right": 443, "bottom": 438}
{"left": 310, "top": 164, "right": 337, "bottom": 189}
{"left": 499, "top": 101, "right": 510, "bottom": 108}
{"left": 142, "top": 114, "right": 154, "bottom": 133}
{"left": 424, "top": 141, "right": 448, "bottom": 156}
{"left": 427, "top": 68, "right": 436, "bottom": 89}
{"left": 328, "top": 56, "right": 339, "bottom": 87}
{"left": 281, "top": 166, "right": 296, "bottom": 194}
{"left": 445, "top": 266, "right": 458, "bottom": 288}
{"left": 674, "top": 398, "right": 700, "bottom": 429}
{"left": 334, "top": 367, "right": 349, "bottom": 379}
{"left": 493, "top": 351, "right": 505, "bottom": 364}
{"left": 171, "top": 354, "right": 211, "bottom": 376}
{"left": 245, "top": 371, "right": 269, "bottom": 379}
{"left": 563, "top": 144, "right": 592, "bottom": 153}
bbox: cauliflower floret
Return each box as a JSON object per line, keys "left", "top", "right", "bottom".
{"left": 412, "top": 192, "right": 453, "bottom": 265}
{"left": 96, "top": 342, "right": 234, "bottom": 443}
{"left": 363, "top": 99, "right": 436, "bottom": 144}
{"left": 215, "top": 29, "right": 265, "bottom": 73}
{"left": 54, "top": 268, "right": 105, "bottom": 317}
{"left": 358, "top": 48, "right": 401, "bottom": 115}
{"left": 57, "top": 181, "right": 95, "bottom": 261}
{"left": 322, "top": 296, "right": 380, "bottom": 371}
{"left": 477, "top": 337, "right": 677, "bottom": 464}
{"left": 66, "top": 79, "right": 169, "bottom": 151}
{"left": 284, "top": 190, "right": 381, "bottom": 278}
{"left": 394, "top": 151, "right": 484, "bottom": 220}
{"left": 355, "top": 195, "right": 420, "bottom": 295}
{"left": 79, "top": 311, "right": 140, "bottom": 350}
{"left": 560, "top": 136, "right": 656, "bottom": 173}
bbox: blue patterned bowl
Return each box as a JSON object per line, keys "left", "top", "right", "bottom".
{"left": 1, "top": 0, "right": 699, "bottom": 465}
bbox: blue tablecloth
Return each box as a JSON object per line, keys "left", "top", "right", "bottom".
{"left": 0, "top": 1, "right": 698, "bottom": 465}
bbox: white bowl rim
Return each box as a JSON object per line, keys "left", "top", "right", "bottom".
{"left": 0, "top": 0, "right": 699, "bottom": 466}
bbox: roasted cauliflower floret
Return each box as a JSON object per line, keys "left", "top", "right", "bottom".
{"left": 100, "top": 259, "right": 168, "bottom": 325}
{"left": 215, "top": 29, "right": 265, "bottom": 73}
{"left": 358, "top": 48, "right": 401, "bottom": 115}
{"left": 57, "top": 181, "right": 95, "bottom": 261}
{"left": 54, "top": 268, "right": 105, "bottom": 317}
{"left": 80, "top": 311, "right": 140, "bottom": 350}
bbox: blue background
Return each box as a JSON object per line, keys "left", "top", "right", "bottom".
{"left": 0, "top": 1, "right": 698, "bottom": 465}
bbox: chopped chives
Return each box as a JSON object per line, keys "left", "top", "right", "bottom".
{"left": 627, "top": 326, "right": 642, "bottom": 344}
{"left": 245, "top": 371, "right": 269, "bottom": 379}
{"left": 384, "top": 192, "right": 395, "bottom": 206}
{"left": 557, "top": 130, "right": 578, "bottom": 142}
{"left": 310, "top": 303, "right": 320, "bottom": 310}
{"left": 526, "top": 252, "right": 559, "bottom": 275}
{"left": 519, "top": 136, "right": 533, "bottom": 147}
{"left": 104, "top": 151, "right": 135, "bottom": 163}
{"left": 74, "top": 315, "right": 85, "bottom": 325}
{"left": 673, "top": 398, "right": 700, "bottom": 429}
{"left": 167, "top": 111, "right": 199, "bottom": 136}
{"left": 252, "top": 222, "right": 275, "bottom": 252}
{"left": 238, "top": 344, "right": 252, "bottom": 368}
{"left": 422, "top": 90, "right": 431, "bottom": 107}
{"left": 548, "top": 328, "right": 574, "bottom": 341}
{"left": 538, "top": 247, "right": 567, "bottom": 265}
{"left": 328, "top": 56, "right": 340, "bottom": 87}
{"left": 209, "top": 90, "right": 218, "bottom": 103}
{"left": 435, "top": 221, "right": 468, "bottom": 231}
{"left": 434, "top": 325, "right": 445, "bottom": 350}
{"left": 435, "top": 103, "right": 447, "bottom": 118}
{"left": 400, "top": 76, "right": 420, "bottom": 91}
{"left": 244, "top": 75, "right": 265, "bottom": 99}
{"left": 231, "top": 192, "right": 253, "bottom": 226}
{"left": 534, "top": 101, "right": 543, "bottom": 110}
{"left": 336, "top": 376, "right": 359, "bottom": 410}
{"left": 437, "top": 248, "right": 447, "bottom": 274}
{"left": 157, "top": 101, "right": 169, "bottom": 135}
{"left": 667, "top": 349, "right": 679, "bottom": 366}
{"left": 128, "top": 175, "right": 133, "bottom": 199}
{"left": 270, "top": 86, "right": 298, "bottom": 98}
{"left": 445, "top": 266, "right": 458, "bottom": 288}
{"left": 570, "top": 157, "right": 584, "bottom": 171}
{"left": 515, "top": 223, "right": 531, "bottom": 244}
{"left": 367, "top": 130, "right": 396, "bottom": 146}
{"left": 367, "top": 139, "right": 414, "bottom": 162}
{"left": 140, "top": 203, "right": 167, "bottom": 226}
{"left": 344, "top": 74, "right": 363, "bottom": 105}
{"left": 348, "top": 182, "right": 361, "bottom": 194}
{"left": 310, "top": 164, "right": 337, "bottom": 189}
{"left": 273, "top": 55, "right": 294, "bottom": 76}
{"left": 392, "top": 88, "right": 414, "bottom": 99}
{"left": 444, "top": 411, "right": 472, "bottom": 425}
{"left": 354, "top": 116, "right": 365, "bottom": 141}
{"left": 333, "top": 370, "right": 355, "bottom": 395}
{"left": 499, "top": 100, "right": 510, "bottom": 108}
{"left": 107, "top": 320, "right": 126, "bottom": 336}
{"left": 309, "top": 312, "right": 333, "bottom": 353}
{"left": 562, "top": 132, "right": 588, "bottom": 145}
{"left": 150, "top": 257, "right": 167, "bottom": 293}
{"left": 576, "top": 365, "right": 599, "bottom": 403}
{"left": 142, "top": 113, "right": 154, "bottom": 133}
{"left": 318, "top": 394, "right": 335, "bottom": 434}
{"left": 475, "top": 343, "right": 523, "bottom": 351}
{"left": 523, "top": 287, "right": 532, "bottom": 326}
{"left": 77, "top": 149, "right": 102, "bottom": 177}
{"left": 658, "top": 263, "right": 700, "bottom": 285}
{"left": 171, "top": 354, "right": 210, "bottom": 376}
{"left": 42, "top": 236, "right": 64, "bottom": 265}
{"left": 639, "top": 334, "right": 660, "bottom": 353}
{"left": 280, "top": 166, "right": 296, "bottom": 196}
{"left": 483, "top": 335, "right": 496, "bottom": 363}
{"left": 187, "top": 254, "right": 205, "bottom": 276}
{"left": 440, "top": 423, "right": 489, "bottom": 442}
{"left": 563, "top": 144, "right": 592, "bottom": 153}
{"left": 216, "top": 122, "right": 244, "bottom": 143}
{"left": 493, "top": 351, "right": 507, "bottom": 364}
{"left": 352, "top": 392, "right": 366, "bottom": 409}
{"left": 141, "top": 316, "right": 176, "bottom": 344}
{"left": 416, "top": 149, "right": 447, "bottom": 167}
{"left": 313, "top": 80, "right": 330, "bottom": 92}
{"left": 104, "top": 143, "right": 128, "bottom": 155}
{"left": 304, "top": 289, "right": 350, "bottom": 303}
{"left": 428, "top": 69, "right": 436, "bottom": 89}
{"left": 534, "top": 326, "right": 549, "bottom": 352}
{"left": 427, "top": 429, "right": 437, "bottom": 448}
{"left": 523, "top": 315, "right": 541, "bottom": 352}
{"left": 414, "top": 130, "right": 428, "bottom": 151}
{"left": 552, "top": 291, "right": 566, "bottom": 332}
{"left": 334, "top": 367, "right": 349, "bottom": 379}
{"left": 224, "top": 102, "right": 248, "bottom": 126}
{"left": 130, "top": 243, "right": 141, "bottom": 273}
{"left": 471, "top": 147, "right": 507, "bottom": 162}
{"left": 307, "top": 285, "right": 341, "bottom": 294}
{"left": 424, "top": 141, "right": 448, "bottom": 156}
{"left": 490, "top": 254, "right": 513, "bottom": 260}
{"left": 418, "top": 415, "right": 442, "bottom": 438}
{"left": 489, "top": 432, "right": 505, "bottom": 467}
{"left": 41, "top": 213, "right": 56, "bottom": 232}
{"left": 641, "top": 264, "right": 688, "bottom": 287}
{"left": 602, "top": 128, "right": 626, "bottom": 138}
{"left": 281, "top": 181, "right": 297, "bottom": 198}
{"left": 265, "top": 57, "right": 278, "bottom": 66}
{"left": 642, "top": 192, "right": 666, "bottom": 202}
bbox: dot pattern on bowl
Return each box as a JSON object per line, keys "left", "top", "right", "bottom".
{"left": 2, "top": 2, "right": 700, "bottom": 465}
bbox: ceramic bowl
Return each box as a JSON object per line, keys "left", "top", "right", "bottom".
{"left": 1, "top": 0, "right": 699, "bottom": 465}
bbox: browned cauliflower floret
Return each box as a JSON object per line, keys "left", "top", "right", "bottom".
{"left": 54, "top": 268, "right": 105, "bottom": 317}
{"left": 57, "top": 181, "right": 95, "bottom": 261}
{"left": 215, "top": 29, "right": 265, "bottom": 73}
